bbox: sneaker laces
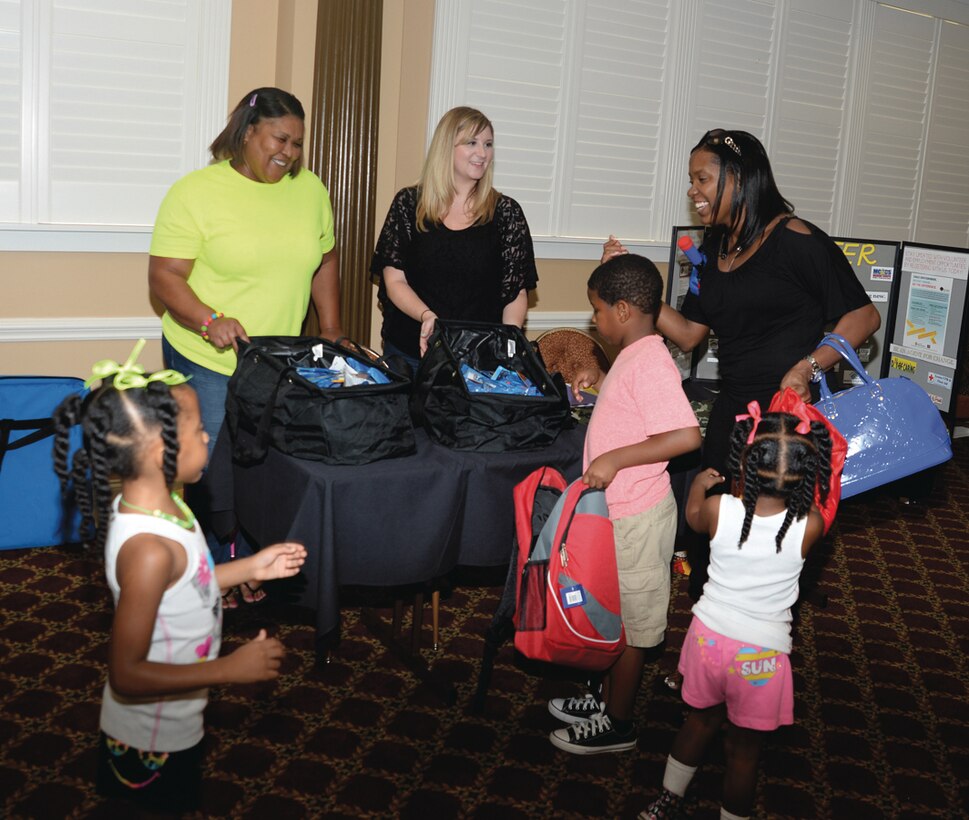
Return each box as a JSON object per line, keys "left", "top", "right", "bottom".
{"left": 569, "top": 713, "right": 613, "bottom": 740}
{"left": 562, "top": 694, "right": 601, "bottom": 715}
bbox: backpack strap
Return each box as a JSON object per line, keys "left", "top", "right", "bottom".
{"left": 0, "top": 417, "right": 56, "bottom": 473}
{"left": 550, "top": 480, "right": 609, "bottom": 567}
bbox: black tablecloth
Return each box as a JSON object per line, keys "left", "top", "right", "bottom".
{"left": 207, "top": 425, "right": 585, "bottom": 643}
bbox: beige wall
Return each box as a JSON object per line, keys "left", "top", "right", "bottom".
{"left": 0, "top": 0, "right": 321, "bottom": 377}
{"left": 0, "top": 0, "right": 649, "bottom": 377}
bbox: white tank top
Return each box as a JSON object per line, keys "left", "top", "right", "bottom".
{"left": 692, "top": 494, "right": 807, "bottom": 654}
{"left": 99, "top": 497, "right": 222, "bottom": 752}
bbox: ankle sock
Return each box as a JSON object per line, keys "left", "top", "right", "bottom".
{"left": 720, "top": 808, "right": 749, "bottom": 820}
{"left": 662, "top": 754, "right": 697, "bottom": 798}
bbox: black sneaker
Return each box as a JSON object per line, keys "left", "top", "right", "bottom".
{"left": 548, "top": 693, "right": 603, "bottom": 724}
{"left": 549, "top": 713, "right": 637, "bottom": 754}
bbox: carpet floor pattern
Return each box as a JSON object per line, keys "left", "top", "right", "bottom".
{"left": 0, "top": 442, "right": 967, "bottom": 818}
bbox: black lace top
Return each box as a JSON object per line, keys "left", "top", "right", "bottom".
{"left": 370, "top": 186, "right": 538, "bottom": 357}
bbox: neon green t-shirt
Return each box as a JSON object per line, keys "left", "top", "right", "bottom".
{"left": 151, "top": 160, "right": 336, "bottom": 375}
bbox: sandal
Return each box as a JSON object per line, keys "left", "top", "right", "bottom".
{"left": 221, "top": 587, "right": 240, "bottom": 610}
{"left": 240, "top": 582, "right": 266, "bottom": 605}
{"left": 663, "top": 670, "right": 682, "bottom": 691}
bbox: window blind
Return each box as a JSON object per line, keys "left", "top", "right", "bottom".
{"left": 431, "top": 0, "right": 969, "bottom": 250}
{"left": 2, "top": 0, "right": 229, "bottom": 230}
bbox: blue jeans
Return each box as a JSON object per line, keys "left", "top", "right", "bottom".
{"left": 162, "top": 338, "right": 228, "bottom": 458}
{"left": 162, "top": 338, "right": 249, "bottom": 563}
{"left": 382, "top": 341, "right": 421, "bottom": 379}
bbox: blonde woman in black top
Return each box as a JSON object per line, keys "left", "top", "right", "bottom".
{"left": 371, "top": 107, "right": 537, "bottom": 371}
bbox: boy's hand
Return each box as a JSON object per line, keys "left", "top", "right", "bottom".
{"left": 693, "top": 468, "right": 725, "bottom": 493}
{"left": 226, "top": 629, "right": 284, "bottom": 682}
{"left": 582, "top": 454, "right": 619, "bottom": 489}
{"left": 600, "top": 234, "right": 628, "bottom": 264}
{"left": 571, "top": 366, "right": 603, "bottom": 399}
{"left": 251, "top": 542, "right": 307, "bottom": 583}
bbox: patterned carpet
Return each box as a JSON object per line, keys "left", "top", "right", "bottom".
{"left": 1, "top": 440, "right": 967, "bottom": 819}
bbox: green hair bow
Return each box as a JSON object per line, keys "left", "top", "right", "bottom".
{"left": 84, "top": 339, "right": 191, "bottom": 390}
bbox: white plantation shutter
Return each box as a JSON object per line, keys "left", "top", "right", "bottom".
{"left": 0, "top": 0, "right": 21, "bottom": 222}
{"left": 561, "top": 0, "right": 670, "bottom": 240}
{"left": 461, "top": 0, "right": 569, "bottom": 237}
{"left": 431, "top": 0, "right": 969, "bottom": 253}
{"left": 667, "top": 0, "right": 778, "bottom": 230}
{"left": 690, "top": 0, "right": 775, "bottom": 136}
{"left": 769, "top": 0, "right": 854, "bottom": 232}
{"left": 917, "top": 20, "right": 969, "bottom": 246}
{"left": 3, "top": 0, "right": 228, "bottom": 235}
{"left": 430, "top": 0, "right": 671, "bottom": 245}
{"left": 849, "top": 5, "right": 936, "bottom": 238}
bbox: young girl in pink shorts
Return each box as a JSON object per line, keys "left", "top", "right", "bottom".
{"left": 640, "top": 406, "right": 832, "bottom": 820}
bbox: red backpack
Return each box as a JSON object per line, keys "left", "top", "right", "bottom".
{"left": 512, "top": 467, "right": 626, "bottom": 671}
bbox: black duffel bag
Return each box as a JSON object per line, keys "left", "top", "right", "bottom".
{"left": 226, "top": 336, "right": 415, "bottom": 465}
{"left": 412, "top": 320, "right": 571, "bottom": 452}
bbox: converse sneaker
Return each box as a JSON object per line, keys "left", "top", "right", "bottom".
{"left": 548, "top": 693, "right": 604, "bottom": 724}
{"left": 549, "top": 713, "right": 637, "bottom": 754}
{"left": 638, "top": 789, "right": 685, "bottom": 819}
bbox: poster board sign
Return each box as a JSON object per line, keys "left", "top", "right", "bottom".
{"left": 666, "top": 225, "right": 708, "bottom": 380}
{"left": 831, "top": 237, "right": 901, "bottom": 383}
{"left": 885, "top": 242, "right": 969, "bottom": 416}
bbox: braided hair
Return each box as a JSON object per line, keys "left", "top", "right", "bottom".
{"left": 725, "top": 411, "right": 832, "bottom": 552}
{"left": 52, "top": 383, "right": 182, "bottom": 552}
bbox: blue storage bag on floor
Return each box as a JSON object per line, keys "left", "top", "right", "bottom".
{"left": 0, "top": 376, "right": 87, "bottom": 550}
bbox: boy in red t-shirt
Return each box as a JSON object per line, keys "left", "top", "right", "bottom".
{"left": 549, "top": 254, "right": 701, "bottom": 754}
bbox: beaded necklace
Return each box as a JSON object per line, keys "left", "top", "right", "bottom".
{"left": 119, "top": 492, "right": 196, "bottom": 530}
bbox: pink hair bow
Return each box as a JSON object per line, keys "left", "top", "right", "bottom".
{"left": 791, "top": 415, "right": 811, "bottom": 436}
{"left": 735, "top": 400, "right": 763, "bottom": 444}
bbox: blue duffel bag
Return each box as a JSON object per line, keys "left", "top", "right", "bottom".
{"left": 0, "top": 376, "right": 87, "bottom": 549}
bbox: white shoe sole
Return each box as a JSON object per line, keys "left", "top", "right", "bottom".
{"left": 548, "top": 729, "right": 637, "bottom": 755}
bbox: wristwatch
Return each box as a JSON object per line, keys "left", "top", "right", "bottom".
{"left": 804, "top": 354, "right": 823, "bottom": 383}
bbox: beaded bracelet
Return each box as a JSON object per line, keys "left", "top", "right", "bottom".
{"left": 200, "top": 312, "right": 224, "bottom": 341}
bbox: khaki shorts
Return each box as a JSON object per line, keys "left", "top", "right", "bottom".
{"left": 612, "top": 490, "right": 677, "bottom": 648}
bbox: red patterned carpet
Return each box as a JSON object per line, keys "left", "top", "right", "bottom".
{"left": 1, "top": 441, "right": 967, "bottom": 818}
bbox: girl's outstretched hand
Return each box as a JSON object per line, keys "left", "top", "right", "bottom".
{"left": 251, "top": 542, "right": 307, "bottom": 583}
{"left": 600, "top": 234, "right": 628, "bottom": 264}
{"left": 693, "top": 468, "right": 725, "bottom": 493}
{"left": 226, "top": 629, "right": 284, "bottom": 682}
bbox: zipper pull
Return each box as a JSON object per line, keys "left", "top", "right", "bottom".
{"left": 559, "top": 542, "right": 568, "bottom": 567}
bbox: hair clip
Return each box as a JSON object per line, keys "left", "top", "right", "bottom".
{"left": 249, "top": 93, "right": 258, "bottom": 107}
{"left": 735, "top": 400, "right": 762, "bottom": 444}
{"left": 723, "top": 136, "right": 741, "bottom": 156}
{"left": 85, "top": 339, "right": 190, "bottom": 390}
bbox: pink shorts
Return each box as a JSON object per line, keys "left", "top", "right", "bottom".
{"left": 678, "top": 616, "right": 794, "bottom": 731}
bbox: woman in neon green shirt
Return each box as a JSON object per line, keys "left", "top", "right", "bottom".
{"left": 149, "top": 87, "right": 342, "bottom": 587}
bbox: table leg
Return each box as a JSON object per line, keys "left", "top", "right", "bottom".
{"left": 359, "top": 605, "right": 457, "bottom": 705}
{"left": 432, "top": 589, "right": 440, "bottom": 651}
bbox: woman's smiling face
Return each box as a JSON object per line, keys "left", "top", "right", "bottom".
{"left": 238, "top": 115, "right": 304, "bottom": 183}
{"left": 688, "top": 148, "right": 735, "bottom": 227}
{"left": 452, "top": 126, "right": 494, "bottom": 186}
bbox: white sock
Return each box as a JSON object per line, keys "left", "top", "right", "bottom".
{"left": 661, "top": 755, "right": 697, "bottom": 798}
{"left": 720, "top": 808, "right": 749, "bottom": 820}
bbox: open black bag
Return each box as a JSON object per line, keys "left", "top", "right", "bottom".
{"left": 412, "top": 320, "right": 571, "bottom": 452}
{"left": 226, "top": 336, "right": 415, "bottom": 466}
